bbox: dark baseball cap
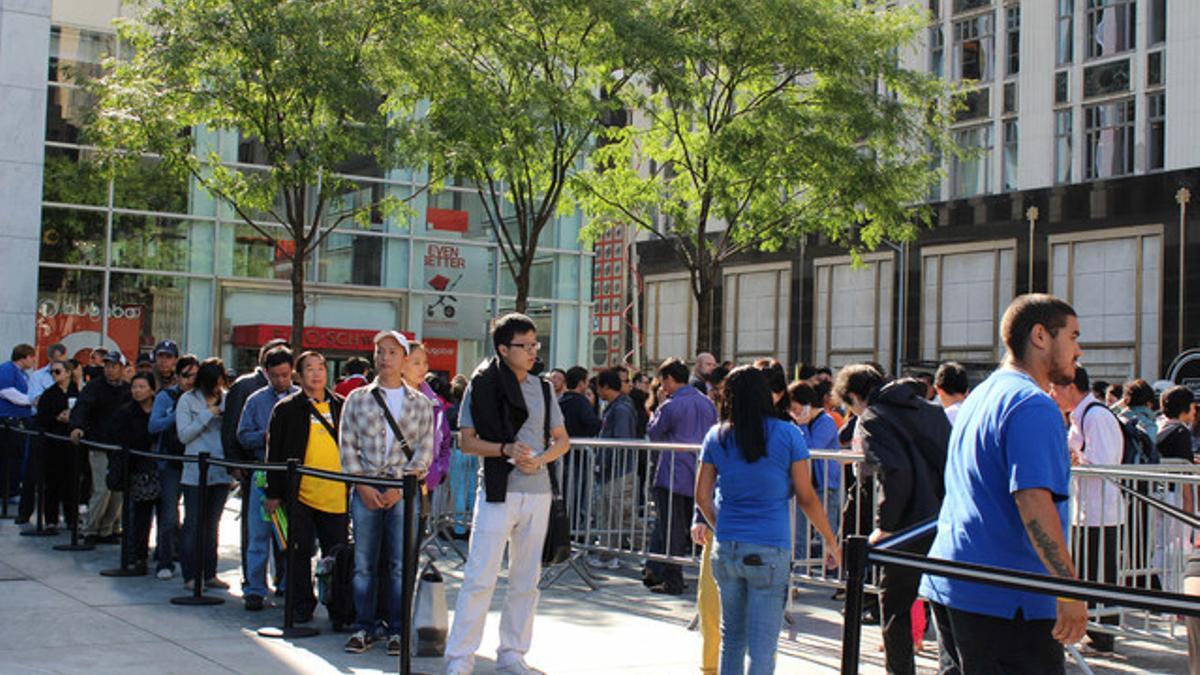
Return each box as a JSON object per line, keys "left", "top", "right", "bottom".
{"left": 136, "top": 352, "right": 153, "bottom": 365}
{"left": 154, "top": 339, "right": 180, "bottom": 357}
{"left": 102, "top": 351, "right": 126, "bottom": 365}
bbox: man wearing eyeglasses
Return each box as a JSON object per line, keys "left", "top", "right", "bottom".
{"left": 445, "top": 313, "right": 571, "bottom": 675}
{"left": 147, "top": 354, "right": 200, "bottom": 579}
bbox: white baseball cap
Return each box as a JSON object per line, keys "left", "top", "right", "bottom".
{"left": 373, "top": 330, "right": 411, "bottom": 354}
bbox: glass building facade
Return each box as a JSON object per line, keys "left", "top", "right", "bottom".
{"left": 37, "top": 24, "right": 593, "bottom": 378}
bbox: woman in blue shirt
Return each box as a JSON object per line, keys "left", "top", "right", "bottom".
{"left": 695, "top": 367, "right": 841, "bottom": 675}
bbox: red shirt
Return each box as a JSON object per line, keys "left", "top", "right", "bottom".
{"left": 334, "top": 374, "right": 368, "bottom": 398}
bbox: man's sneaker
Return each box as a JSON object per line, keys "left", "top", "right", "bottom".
{"left": 344, "top": 629, "right": 373, "bottom": 653}
{"left": 386, "top": 634, "right": 402, "bottom": 656}
{"left": 156, "top": 567, "right": 174, "bottom": 581}
{"left": 244, "top": 594, "right": 264, "bottom": 611}
{"left": 496, "top": 658, "right": 546, "bottom": 674}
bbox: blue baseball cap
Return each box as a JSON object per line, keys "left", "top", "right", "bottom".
{"left": 154, "top": 339, "right": 180, "bottom": 357}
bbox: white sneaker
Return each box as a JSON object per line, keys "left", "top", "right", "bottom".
{"left": 444, "top": 660, "right": 473, "bottom": 675}
{"left": 496, "top": 659, "right": 545, "bottom": 675}
{"left": 156, "top": 568, "right": 174, "bottom": 580}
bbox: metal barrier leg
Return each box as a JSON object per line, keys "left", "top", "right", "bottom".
{"left": 840, "top": 536, "right": 868, "bottom": 675}
{"left": 400, "top": 474, "right": 431, "bottom": 674}
{"left": 55, "top": 443, "right": 94, "bottom": 552}
{"left": 172, "top": 452, "right": 224, "bottom": 606}
{"left": 259, "top": 459, "right": 317, "bottom": 638}
{"left": 538, "top": 548, "right": 600, "bottom": 592}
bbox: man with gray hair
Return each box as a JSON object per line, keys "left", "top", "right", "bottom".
{"left": 690, "top": 352, "right": 717, "bottom": 394}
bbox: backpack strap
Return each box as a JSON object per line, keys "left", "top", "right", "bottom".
{"left": 1078, "top": 401, "right": 1112, "bottom": 455}
{"left": 542, "top": 379, "right": 561, "bottom": 498}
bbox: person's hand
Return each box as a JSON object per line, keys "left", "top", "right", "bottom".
{"left": 229, "top": 468, "right": 244, "bottom": 482}
{"left": 207, "top": 404, "right": 222, "bottom": 417}
{"left": 356, "top": 484, "right": 386, "bottom": 510}
{"left": 56, "top": 410, "right": 69, "bottom": 423}
{"left": 1052, "top": 598, "right": 1088, "bottom": 645}
{"left": 691, "top": 523, "right": 710, "bottom": 547}
{"left": 69, "top": 428, "right": 84, "bottom": 444}
{"left": 514, "top": 452, "right": 543, "bottom": 475}
{"left": 868, "top": 528, "right": 889, "bottom": 545}
{"left": 263, "top": 498, "right": 281, "bottom": 514}
{"left": 378, "top": 488, "right": 402, "bottom": 509}
{"left": 825, "top": 543, "right": 842, "bottom": 571}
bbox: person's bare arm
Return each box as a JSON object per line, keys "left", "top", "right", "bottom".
{"left": 1013, "top": 487, "right": 1088, "bottom": 644}
{"left": 694, "top": 462, "right": 718, "bottom": 529}
{"left": 459, "top": 427, "right": 511, "bottom": 458}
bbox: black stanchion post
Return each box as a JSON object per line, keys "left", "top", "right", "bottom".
{"left": 400, "top": 474, "right": 430, "bottom": 675}
{"left": 171, "top": 452, "right": 224, "bottom": 606}
{"left": 1, "top": 422, "right": 21, "bottom": 520}
{"left": 21, "top": 431, "right": 57, "bottom": 537}
{"left": 55, "top": 436, "right": 93, "bottom": 551}
{"left": 840, "top": 536, "right": 868, "bottom": 675}
{"left": 101, "top": 446, "right": 143, "bottom": 576}
{"left": 259, "top": 459, "right": 318, "bottom": 639}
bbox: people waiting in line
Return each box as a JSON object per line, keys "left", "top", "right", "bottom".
{"left": 934, "top": 361, "right": 969, "bottom": 425}
{"left": 112, "top": 372, "right": 161, "bottom": 575}
{"left": 31, "top": 357, "right": 77, "bottom": 528}
{"left": 176, "top": 357, "right": 232, "bottom": 591}
{"left": 70, "top": 350, "right": 131, "bottom": 545}
{"left": 148, "top": 354, "right": 198, "bottom": 579}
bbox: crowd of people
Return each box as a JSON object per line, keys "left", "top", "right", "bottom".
{"left": 1, "top": 295, "right": 1200, "bottom": 674}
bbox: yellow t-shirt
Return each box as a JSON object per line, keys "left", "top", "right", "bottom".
{"left": 299, "top": 401, "right": 347, "bottom": 514}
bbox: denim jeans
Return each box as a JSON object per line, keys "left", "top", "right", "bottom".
{"left": 181, "top": 484, "right": 230, "bottom": 583}
{"left": 350, "top": 491, "right": 406, "bottom": 633}
{"left": 155, "top": 462, "right": 182, "bottom": 572}
{"left": 243, "top": 477, "right": 279, "bottom": 598}
{"left": 711, "top": 540, "right": 790, "bottom": 675}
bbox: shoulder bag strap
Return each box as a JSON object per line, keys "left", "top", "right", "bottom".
{"left": 306, "top": 397, "right": 338, "bottom": 440}
{"left": 542, "top": 379, "right": 561, "bottom": 498}
{"left": 370, "top": 387, "right": 413, "bottom": 462}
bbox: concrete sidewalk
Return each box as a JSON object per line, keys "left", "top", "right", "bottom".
{"left": 0, "top": 501, "right": 1189, "bottom": 674}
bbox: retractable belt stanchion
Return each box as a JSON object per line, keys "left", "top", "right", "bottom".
{"left": 21, "top": 431, "right": 57, "bottom": 537}
{"left": 400, "top": 473, "right": 430, "bottom": 675}
{"left": 54, "top": 433, "right": 93, "bottom": 551}
{"left": 171, "top": 452, "right": 224, "bottom": 606}
{"left": 1, "top": 422, "right": 22, "bottom": 520}
{"left": 259, "top": 458, "right": 319, "bottom": 639}
{"left": 839, "top": 536, "right": 867, "bottom": 675}
{"left": 101, "top": 446, "right": 144, "bottom": 576}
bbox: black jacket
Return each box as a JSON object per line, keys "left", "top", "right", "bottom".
{"left": 265, "top": 389, "right": 343, "bottom": 501}
{"left": 858, "top": 380, "right": 950, "bottom": 545}
{"left": 109, "top": 401, "right": 158, "bottom": 492}
{"left": 467, "top": 357, "right": 534, "bottom": 503}
{"left": 35, "top": 382, "right": 78, "bottom": 436}
{"left": 559, "top": 390, "right": 600, "bottom": 438}
{"left": 222, "top": 369, "right": 268, "bottom": 462}
{"left": 69, "top": 376, "right": 131, "bottom": 446}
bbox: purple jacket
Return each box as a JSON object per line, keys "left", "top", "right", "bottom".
{"left": 647, "top": 384, "right": 717, "bottom": 496}
{"left": 419, "top": 380, "right": 454, "bottom": 490}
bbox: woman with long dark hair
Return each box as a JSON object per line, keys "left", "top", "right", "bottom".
{"left": 33, "top": 360, "right": 78, "bottom": 528}
{"left": 695, "top": 366, "right": 841, "bottom": 675}
{"left": 176, "top": 357, "right": 231, "bottom": 590}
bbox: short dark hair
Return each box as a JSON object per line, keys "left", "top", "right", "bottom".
{"left": 833, "top": 363, "right": 885, "bottom": 406}
{"left": 194, "top": 357, "right": 226, "bottom": 397}
{"left": 1090, "top": 379, "right": 1110, "bottom": 401}
{"left": 175, "top": 354, "right": 200, "bottom": 376}
{"left": 565, "top": 366, "right": 590, "bottom": 390}
{"left": 797, "top": 364, "right": 816, "bottom": 381}
{"left": 934, "top": 362, "right": 969, "bottom": 396}
{"left": 295, "top": 350, "right": 326, "bottom": 373}
{"left": 787, "top": 381, "right": 819, "bottom": 407}
{"left": 47, "top": 343, "right": 67, "bottom": 358}
{"left": 596, "top": 367, "right": 623, "bottom": 392}
{"left": 756, "top": 361, "right": 787, "bottom": 395}
{"left": 491, "top": 313, "right": 537, "bottom": 351}
{"left": 813, "top": 379, "right": 833, "bottom": 401}
{"left": 257, "top": 338, "right": 290, "bottom": 367}
{"left": 657, "top": 357, "right": 690, "bottom": 385}
{"left": 1123, "top": 379, "right": 1155, "bottom": 408}
{"left": 130, "top": 372, "right": 157, "bottom": 391}
{"left": 10, "top": 344, "right": 35, "bottom": 361}
{"left": 708, "top": 366, "right": 730, "bottom": 386}
{"left": 1001, "top": 294, "right": 1077, "bottom": 361}
{"left": 816, "top": 366, "right": 833, "bottom": 378}
{"left": 1107, "top": 383, "right": 1124, "bottom": 402}
{"left": 1161, "top": 385, "right": 1195, "bottom": 419}
{"left": 263, "top": 346, "right": 295, "bottom": 370}
{"left": 345, "top": 357, "right": 370, "bottom": 376}
{"left": 1070, "top": 366, "right": 1090, "bottom": 393}
{"left": 550, "top": 367, "right": 567, "bottom": 379}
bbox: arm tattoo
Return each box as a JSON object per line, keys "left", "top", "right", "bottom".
{"left": 1025, "top": 517, "right": 1075, "bottom": 578}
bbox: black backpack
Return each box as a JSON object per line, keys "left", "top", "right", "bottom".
{"left": 1082, "top": 402, "right": 1158, "bottom": 465}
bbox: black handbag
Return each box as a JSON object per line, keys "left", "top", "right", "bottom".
{"left": 541, "top": 379, "right": 572, "bottom": 566}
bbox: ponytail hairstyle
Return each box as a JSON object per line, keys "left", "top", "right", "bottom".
{"left": 719, "top": 366, "right": 774, "bottom": 463}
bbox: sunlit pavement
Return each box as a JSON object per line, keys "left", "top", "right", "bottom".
{"left": 0, "top": 500, "right": 1187, "bottom": 674}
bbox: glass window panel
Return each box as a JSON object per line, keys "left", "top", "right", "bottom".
{"left": 1148, "top": 0, "right": 1166, "bottom": 45}
{"left": 951, "top": 124, "right": 993, "bottom": 198}
{"left": 1057, "top": 7, "right": 1074, "bottom": 65}
{"left": 45, "top": 84, "right": 94, "bottom": 144}
{"left": 108, "top": 272, "right": 205, "bottom": 359}
{"left": 49, "top": 26, "right": 115, "bottom": 84}
{"left": 1086, "top": 0, "right": 1135, "bottom": 59}
{"left": 953, "top": 0, "right": 992, "bottom": 14}
{"left": 1083, "top": 59, "right": 1130, "bottom": 98}
{"left": 111, "top": 214, "right": 214, "bottom": 274}
{"left": 41, "top": 206, "right": 106, "bottom": 266}
{"left": 1147, "top": 51, "right": 1164, "bottom": 87}
{"left": 1055, "top": 71, "right": 1070, "bottom": 104}
{"left": 424, "top": 188, "right": 496, "bottom": 242}
{"left": 35, "top": 267, "right": 107, "bottom": 362}
{"left": 1003, "top": 120, "right": 1019, "bottom": 192}
{"left": 957, "top": 87, "right": 991, "bottom": 121}
{"left": 112, "top": 157, "right": 190, "bottom": 214}
{"left": 1147, "top": 92, "right": 1165, "bottom": 171}
{"left": 1006, "top": 6, "right": 1020, "bottom": 76}
{"left": 43, "top": 146, "right": 108, "bottom": 206}
{"left": 953, "top": 15, "right": 994, "bottom": 82}
{"left": 318, "top": 232, "right": 384, "bottom": 287}
{"left": 218, "top": 222, "right": 297, "bottom": 280}
{"left": 1002, "top": 81, "right": 1018, "bottom": 114}
{"left": 1055, "top": 110, "right": 1073, "bottom": 184}
{"left": 1084, "top": 98, "right": 1135, "bottom": 179}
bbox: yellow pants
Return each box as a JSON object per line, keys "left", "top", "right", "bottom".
{"left": 699, "top": 529, "right": 721, "bottom": 674}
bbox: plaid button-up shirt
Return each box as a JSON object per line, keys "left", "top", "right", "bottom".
{"left": 339, "top": 380, "right": 434, "bottom": 480}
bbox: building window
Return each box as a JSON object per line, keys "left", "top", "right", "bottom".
{"left": 1002, "top": 120, "right": 1018, "bottom": 192}
{"left": 930, "top": 26, "right": 945, "bottom": 78}
{"left": 952, "top": 14, "right": 995, "bottom": 82}
{"left": 957, "top": 87, "right": 991, "bottom": 122}
{"left": 953, "top": 0, "right": 992, "bottom": 14}
{"left": 1147, "top": 51, "right": 1164, "bottom": 87}
{"left": 1148, "top": 0, "right": 1166, "bottom": 46}
{"left": 1055, "top": 71, "right": 1070, "bottom": 104}
{"left": 1055, "top": 110, "right": 1073, "bottom": 184}
{"left": 1003, "top": 81, "right": 1018, "bottom": 114}
{"left": 1083, "top": 58, "right": 1130, "bottom": 98}
{"left": 951, "top": 124, "right": 993, "bottom": 198}
{"left": 1057, "top": 0, "right": 1074, "bottom": 65}
{"left": 1086, "top": 0, "right": 1135, "bottom": 60}
{"left": 1084, "top": 98, "right": 1135, "bottom": 179}
{"left": 1005, "top": 5, "right": 1020, "bottom": 76}
{"left": 1147, "top": 92, "right": 1165, "bottom": 171}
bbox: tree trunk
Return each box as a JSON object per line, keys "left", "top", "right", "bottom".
{"left": 513, "top": 259, "right": 531, "bottom": 315}
{"left": 694, "top": 271, "right": 719, "bottom": 359}
{"left": 290, "top": 251, "right": 306, "bottom": 352}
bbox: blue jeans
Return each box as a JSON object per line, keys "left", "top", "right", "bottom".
{"left": 155, "top": 462, "right": 182, "bottom": 572}
{"left": 711, "top": 540, "right": 791, "bottom": 675}
{"left": 243, "top": 477, "right": 279, "bottom": 598}
{"left": 181, "top": 484, "right": 230, "bottom": 583}
{"left": 350, "top": 491, "right": 406, "bottom": 633}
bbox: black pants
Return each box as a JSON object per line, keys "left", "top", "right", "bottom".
{"left": 290, "top": 501, "right": 348, "bottom": 618}
{"left": 931, "top": 602, "right": 1064, "bottom": 675}
{"left": 39, "top": 439, "right": 76, "bottom": 526}
{"left": 645, "top": 486, "right": 693, "bottom": 592}
{"left": 17, "top": 430, "right": 43, "bottom": 523}
{"left": 127, "top": 498, "right": 157, "bottom": 564}
{"left": 1074, "top": 525, "right": 1119, "bottom": 650}
{"left": 879, "top": 565, "right": 922, "bottom": 675}
{"left": 1, "top": 419, "right": 28, "bottom": 514}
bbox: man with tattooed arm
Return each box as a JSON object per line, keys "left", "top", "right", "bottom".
{"left": 919, "top": 294, "right": 1088, "bottom": 673}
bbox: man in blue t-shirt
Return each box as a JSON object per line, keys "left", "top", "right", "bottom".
{"left": 919, "top": 294, "right": 1088, "bottom": 673}
{"left": 0, "top": 344, "right": 37, "bottom": 512}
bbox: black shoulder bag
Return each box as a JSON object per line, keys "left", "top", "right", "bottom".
{"left": 541, "top": 379, "right": 572, "bottom": 566}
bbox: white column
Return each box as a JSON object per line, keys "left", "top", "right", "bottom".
{"left": 0, "top": 0, "right": 50, "bottom": 350}
{"left": 1166, "top": 0, "right": 1200, "bottom": 171}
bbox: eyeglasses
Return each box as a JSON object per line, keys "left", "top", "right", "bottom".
{"left": 50, "top": 369, "right": 65, "bottom": 375}
{"left": 507, "top": 342, "right": 541, "bottom": 353}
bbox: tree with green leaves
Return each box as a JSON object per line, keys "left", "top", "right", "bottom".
{"left": 574, "top": 0, "right": 958, "bottom": 356}
{"left": 87, "top": 0, "right": 419, "bottom": 348}
{"left": 394, "top": 0, "right": 644, "bottom": 313}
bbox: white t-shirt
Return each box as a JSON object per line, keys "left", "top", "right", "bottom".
{"left": 944, "top": 401, "right": 962, "bottom": 426}
{"left": 380, "top": 385, "right": 406, "bottom": 450}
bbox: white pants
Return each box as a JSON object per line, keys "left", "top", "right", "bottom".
{"left": 445, "top": 489, "right": 552, "bottom": 671}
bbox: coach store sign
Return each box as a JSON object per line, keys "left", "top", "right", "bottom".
{"left": 230, "top": 324, "right": 414, "bottom": 353}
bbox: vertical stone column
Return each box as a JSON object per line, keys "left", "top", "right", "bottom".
{"left": 0, "top": 0, "right": 50, "bottom": 350}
